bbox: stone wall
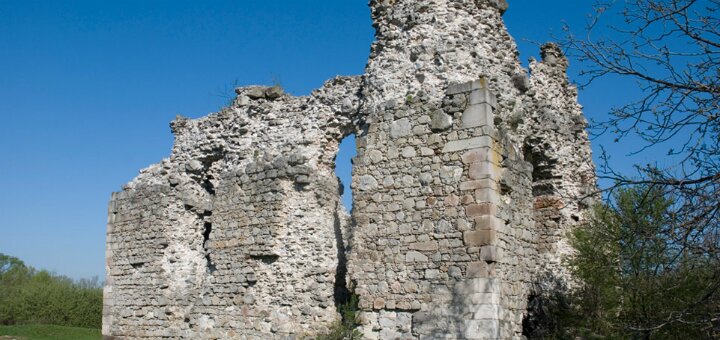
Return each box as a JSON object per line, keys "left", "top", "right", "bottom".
{"left": 104, "top": 1, "right": 596, "bottom": 339}
{"left": 349, "top": 80, "right": 518, "bottom": 339}
{"left": 104, "top": 78, "right": 363, "bottom": 338}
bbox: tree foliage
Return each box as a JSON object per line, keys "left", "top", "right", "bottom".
{"left": 556, "top": 2, "right": 720, "bottom": 335}
{"left": 561, "top": 0, "right": 719, "bottom": 266}
{"left": 313, "top": 294, "right": 363, "bottom": 340}
{"left": 558, "top": 186, "right": 719, "bottom": 338}
{"left": 0, "top": 253, "right": 103, "bottom": 329}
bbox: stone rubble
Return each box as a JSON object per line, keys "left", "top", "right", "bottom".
{"left": 104, "top": 1, "right": 596, "bottom": 339}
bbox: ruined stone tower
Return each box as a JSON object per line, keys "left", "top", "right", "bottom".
{"left": 104, "top": 0, "right": 596, "bottom": 339}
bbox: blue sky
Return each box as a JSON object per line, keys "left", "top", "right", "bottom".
{"left": 0, "top": 1, "right": 657, "bottom": 280}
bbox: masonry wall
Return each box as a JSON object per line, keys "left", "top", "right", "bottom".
{"left": 104, "top": 78, "right": 363, "bottom": 338}
{"left": 349, "top": 80, "right": 525, "bottom": 339}
{"left": 104, "top": 0, "right": 596, "bottom": 339}
{"left": 347, "top": 0, "right": 595, "bottom": 336}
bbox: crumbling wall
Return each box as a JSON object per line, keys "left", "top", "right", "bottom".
{"left": 104, "top": 0, "right": 596, "bottom": 339}
{"left": 349, "top": 80, "right": 524, "bottom": 339}
{"left": 104, "top": 77, "right": 363, "bottom": 338}
{"left": 348, "top": 1, "right": 594, "bottom": 337}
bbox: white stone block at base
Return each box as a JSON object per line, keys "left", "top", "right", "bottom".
{"left": 469, "top": 292, "right": 501, "bottom": 305}
{"left": 464, "top": 319, "right": 501, "bottom": 339}
{"left": 472, "top": 304, "right": 503, "bottom": 320}
{"left": 465, "top": 277, "right": 501, "bottom": 293}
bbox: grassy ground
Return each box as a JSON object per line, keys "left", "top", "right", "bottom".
{"left": 0, "top": 324, "right": 101, "bottom": 340}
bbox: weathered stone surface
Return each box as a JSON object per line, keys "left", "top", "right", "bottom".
{"left": 442, "top": 136, "right": 493, "bottom": 153}
{"left": 439, "top": 166, "right": 463, "bottom": 184}
{"left": 409, "top": 241, "right": 439, "bottom": 252}
{"left": 489, "top": 0, "right": 510, "bottom": 15}
{"left": 367, "top": 149, "right": 383, "bottom": 163}
{"left": 460, "top": 179, "right": 498, "bottom": 191}
{"left": 466, "top": 203, "right": 498, "bottom": 217}
{"left": 474, "top": 215, "right": 506, "bottom": 232}
{"left": 463, "top": 230, "right": 497, "bottom": 246}
{"left": 461, "top": 148, "right": 498, "bottom": 165}
{"left": 244, "top": 86, "right": 266, "bottom": 99}
{"left": 473, "top": 304, "right": 503, "bottom": 320}
{"left": 467, "top": 262, "right": 490, "bottom": 278}
{"left": 405, "top": 251, "right": 428, "bottom": 263}
{"left": 480, "top": 245, "right": 502, "bottom": 262}
{"left": 461, "top": 103, "right": 494, "bottom": 129}
{"left": 447, "top": 79, "right": 488, "bottom": 95}
{"left": 390, "top": 118, "right": 411, "bottom": 138}
{"left": 105, "top": 0, "right": 597, "bottom": 339}
{"left": 357, "top": 175, "right": 378, "bottom": 191}
{"left": 459, "top": 278, "right": 501, "bottom": 294}
{"left": 475, "top": 187, "right": 500, "bottom": 204}
{"left": 264, "top": 85, "right": 284, "bottom": 99}
{"left": 104, "top": 75, "right": 364, "bottom": 339}
{"left": 512, "top": 73, "right": 530, "bottom": 92}
{"left": 430, "top": 109, "right": 452, "bottom": 131}
{"left": 468, "top": 89, "right": 497, "bottom": 108}
{"left": 464, "top": 319, "right": 501, "bottom": 339}
{"left": 185, "top": 160, "right": 203, "bottom": 172}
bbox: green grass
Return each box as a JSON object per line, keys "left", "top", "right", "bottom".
{"left": 0, "top": 324, "right": 101, "bottom": 340}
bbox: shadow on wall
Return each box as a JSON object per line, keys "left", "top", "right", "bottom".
{"left": 333, "top": 133, "right": 357, "bottom": 308}
{"left": 522, "top": 271, "right": 572, "bottom": 338}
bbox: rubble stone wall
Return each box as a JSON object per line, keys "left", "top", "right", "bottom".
{"left": 104, "top": 1, "right": 596, "bottom": 339}
{"left": 349, "top": 80, "right": 527, "bottom": 339}
{"left": 104, "top": 78, "right": 363, "bottom": 338}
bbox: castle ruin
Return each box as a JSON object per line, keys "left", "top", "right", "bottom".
{"left": 103, "top": 0, "right": 596, "bottom": 338}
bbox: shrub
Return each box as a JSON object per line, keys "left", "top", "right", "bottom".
{"left": 551, "top": 186, "right": 719, "bottom": 338}
{"left": 314, "top": 294, "right": 363, "bottom": 340}
{"left": 0, "top": 253, "right": 103, "bottom": 329}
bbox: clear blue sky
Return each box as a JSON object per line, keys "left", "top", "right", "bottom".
{"left": 0, "top": 1, "right": 655, "bottom": 280}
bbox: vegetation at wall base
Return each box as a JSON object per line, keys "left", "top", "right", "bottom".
{"left": 0, "top": 253, "right": 103, "bottom": 329}
{"left": 0, "top": 324, "right": 101, "bottom": 340}
{"left": 313, "top": 294, "right": 363, "bottom": 340}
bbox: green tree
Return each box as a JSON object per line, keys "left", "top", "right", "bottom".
{"left": 556, "top": 1, "right": 720, "bottom": 336}
{"left": 560, "top": 0, "right": 719, "bottom": 312}
{"left": 0, "top": 253, "right": 30, "bottom": 325}
{"left": 313, "top": 294, "right": 363, "bottom": 340}
{"left": 0, "top": 253, "right": 103, "bottom": 329}
{"left": 564, "top": 185, "right": 718, "bottom": 338}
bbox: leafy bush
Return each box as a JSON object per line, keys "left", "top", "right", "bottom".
{"left": 314, "top": 294, "right": 363, "bottom": 340}
{"left": 0, "top": 253, "right": 103, "bottom": 329}
{"left": 550, "top": 186, "right": 719, "bottom": 338}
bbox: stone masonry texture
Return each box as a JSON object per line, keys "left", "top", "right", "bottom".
{"left": 104, "top": 1, "right": 596, "bottom": 339}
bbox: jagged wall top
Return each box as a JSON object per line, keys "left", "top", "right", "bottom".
{"left": 104, "top": 1, "right": 597, "bottom": 338}
{"left": 362, "top": 0, "right": 519, "bottom": 107}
